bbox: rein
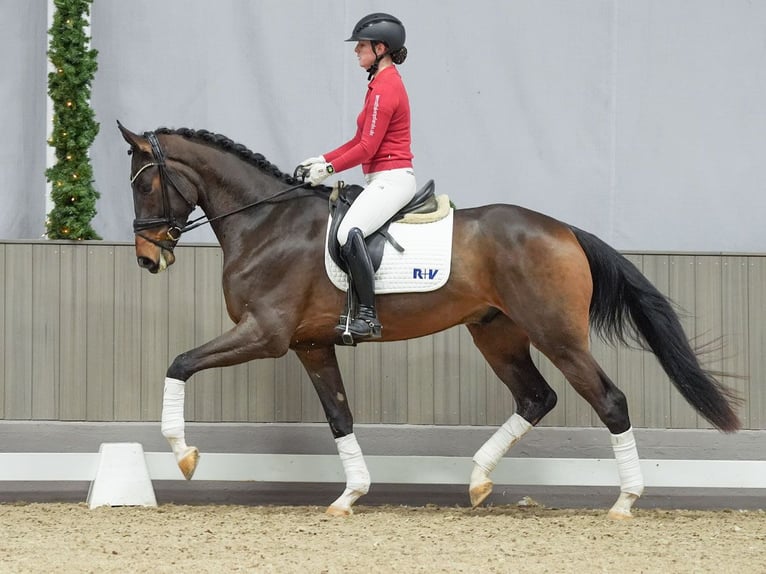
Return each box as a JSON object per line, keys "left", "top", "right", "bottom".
{"left": 180, "top": 180, "right": 309, "bottom": 234}
{"left": 131, "top": 132, "right": 311, "bottom": 249}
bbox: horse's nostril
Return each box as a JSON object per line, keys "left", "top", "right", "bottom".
{"left": 137, "top": 256, "right": 156, "bottom": 270}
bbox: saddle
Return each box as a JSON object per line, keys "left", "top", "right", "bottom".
{"left": 327, "top": 179, "right": 438, "bottom": 273}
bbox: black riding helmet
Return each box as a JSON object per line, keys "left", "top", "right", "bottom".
{"left": 346, "top": 13, "right": 406, "bottom": 78}
{"left": 346, "top": 13, "right": 406, "bottom": 51}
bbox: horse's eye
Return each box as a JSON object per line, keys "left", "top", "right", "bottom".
{"left": 127, "top": 149, "right": 133, "bottom": 156}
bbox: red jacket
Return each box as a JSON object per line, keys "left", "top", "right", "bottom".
{"left": 324, "top": 66, "right": 413, "bottom": 174}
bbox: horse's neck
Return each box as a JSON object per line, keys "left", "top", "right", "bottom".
{"left": 194, "top": 153, "right": 273, "bottom": 217}
{"left": 200, "top": 169, "right": 319, "bottom": 250}
{"left": 185, "top": 145, "right": 324, "bottom": 251}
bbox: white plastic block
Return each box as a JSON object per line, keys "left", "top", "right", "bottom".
{"left": 87, "top": 443, "right": 157, "bottom": 509}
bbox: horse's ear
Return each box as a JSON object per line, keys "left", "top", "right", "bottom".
{"left": 117, "top": 120, "right": 151, "bottom": 154}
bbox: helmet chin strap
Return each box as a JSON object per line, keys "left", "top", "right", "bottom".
{"left": 366, "top": 40, "right": 387, "bottom": 80}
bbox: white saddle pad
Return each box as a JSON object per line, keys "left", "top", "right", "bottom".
{"left": 325, "top": 208, "right": 454, "bottom": 294}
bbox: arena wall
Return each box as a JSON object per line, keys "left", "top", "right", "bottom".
{"left": 1, "top": 241, "right": 763, "bottom": 430}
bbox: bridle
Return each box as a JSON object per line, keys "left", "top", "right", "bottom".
{"left": 130, "top": 132, "right": 312, "bottom": 252}
{"left": 131, "top": 132, "right": 196, "bottom": 251}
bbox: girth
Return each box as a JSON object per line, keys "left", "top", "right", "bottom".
{"left": 327, "top": 179, "right": 437, "bottom": 273}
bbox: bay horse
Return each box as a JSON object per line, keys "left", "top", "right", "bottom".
{"left": 118, "top": 122, "right": 739, "bottom": 519}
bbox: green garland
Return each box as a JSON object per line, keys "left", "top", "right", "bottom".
{"left": 46, "top": 0, "right": 100, "bottom": 240}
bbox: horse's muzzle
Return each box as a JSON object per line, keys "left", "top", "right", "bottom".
{"left": 135, "top": 234, "right": 175, "bottom": 273}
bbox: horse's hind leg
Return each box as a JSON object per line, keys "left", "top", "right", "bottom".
{"left": 541, "top": 344, "right": 644, "bottom": 519}
{"left": 295, "top": 345, "right": 370, "bottom": 516}
{"left": 466, "top": 315, "right": 558, "bottom": 507}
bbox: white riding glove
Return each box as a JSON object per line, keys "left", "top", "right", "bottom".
{"left": 298, "top": 155, "right": 325, "bottom": 167}
{"left": 307, "top": 162, "right": 335, "bottom": 186}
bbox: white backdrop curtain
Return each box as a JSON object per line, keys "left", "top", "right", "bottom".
{"left": 2, "top": 0, "right": 765, "bottom": 252}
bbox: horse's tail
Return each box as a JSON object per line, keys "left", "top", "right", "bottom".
{"left": 569, "top": 225, "right": 741, "bottom": 432}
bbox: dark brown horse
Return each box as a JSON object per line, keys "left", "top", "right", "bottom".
{"left": 118, "top": 123, "right": 739, "bottom": 519}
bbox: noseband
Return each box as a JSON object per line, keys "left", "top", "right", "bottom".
{"left": 131, "top": 132, "right": 196, "bottom": 251}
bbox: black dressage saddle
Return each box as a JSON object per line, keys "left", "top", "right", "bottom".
{"left": 326, "top": 179, "right": 437, "bottom": 273}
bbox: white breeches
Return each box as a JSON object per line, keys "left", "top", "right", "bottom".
{"left": 336, "top": 168, "right": 417, "bottom": 245}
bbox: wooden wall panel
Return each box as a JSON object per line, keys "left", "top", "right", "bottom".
{"left": 1, "top": 243, "right": 764, "bottom": 431}
{"left": 247, "top": 356, "right": 275, "bottom": 422}
{"left": 458, "top": 327, "right": 488, "bottom": 426}
{"left": 350, "top": 342, "right": 382, "bottom": 423}
{"left": 407, "top": 335, "right": 435, "bottom": 424}
{"left": 138, "top": 262, "right": 169, "bottom": 422}
{"left": 380, "top": 340, "right": 409, "bottom": 424}
{"left": 748, "top": 258, "right": 766, "bottom": 429}
{"left": 58, "top": 245, "right": 88, "bottom": 420}
{"left": 31, "top": 244, "right": 60, "bottom": 420}
{"left": 0, "top": 244, "right": 5, "bottom": 418}
{"left": 4, "top": 244, "right": 33, "bottom": 419}
{"left": 86, "top": 246, "right": 115, "bottom": 420}
{"left": 274, "top": 352, "right": 306, "bottom": 423}
{"left": 432, "top": 328, "right": 461, "bottom": 425}
{"left": 113, "top": 245, "right": 143, "bottom": 420}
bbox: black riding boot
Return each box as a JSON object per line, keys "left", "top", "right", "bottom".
{"left": 336, "top": 227, "right": 382, "bottom": 339}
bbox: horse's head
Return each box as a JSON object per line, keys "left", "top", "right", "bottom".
{"left": 118, "top": 122, "right": 199, "bottom": 273}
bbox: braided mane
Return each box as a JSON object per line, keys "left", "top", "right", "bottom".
{"left": 153, "top": 127, "right": 302, "bottom": 186}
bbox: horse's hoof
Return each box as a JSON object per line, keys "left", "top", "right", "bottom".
{"left": 607, "top": 492, "right": 639, "bottom": 520}
{"left": 469, "top": 480, "right": 493, "bottom": 508}
{"left": 178, "top": 447, "right": 200, "bottom": 480}
{"left": 325, "top": 505, "right": 352, "bottom": 517}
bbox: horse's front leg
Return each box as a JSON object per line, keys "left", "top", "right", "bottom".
{"left": 295, "top": 345, "right": 370, "bottom": 516}
{"left": 162, "top": 313, "right": 288, "bottom": 480}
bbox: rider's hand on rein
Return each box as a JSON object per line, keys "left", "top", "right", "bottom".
{"left": 306, "top": 162, "right": 335, "bottom": 186}
{"left": 298, "top": 155, "right": 326, "bottom": 167}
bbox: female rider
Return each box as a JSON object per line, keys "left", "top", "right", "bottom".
{"left": 297, "top": 13, "right": 415, "bottom": 340}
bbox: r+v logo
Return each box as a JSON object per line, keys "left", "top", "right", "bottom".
{"left": 412, "top": 268, "right": 439, "bottom": 280}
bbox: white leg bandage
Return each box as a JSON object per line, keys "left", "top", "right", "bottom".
{"left": 329, "top": 433, "right": 371, "bottom": 513}
{"left": 473, "top": 413, "right": 533, "bottom": 474}
{"left": 161, "top": 377, "right": 189, "bottom": 459}
{"left": 611, "top": 427, "right": 644, "bottom": 497}
{"left": 336, "top": 433, "right": 370, "bottom": 493}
